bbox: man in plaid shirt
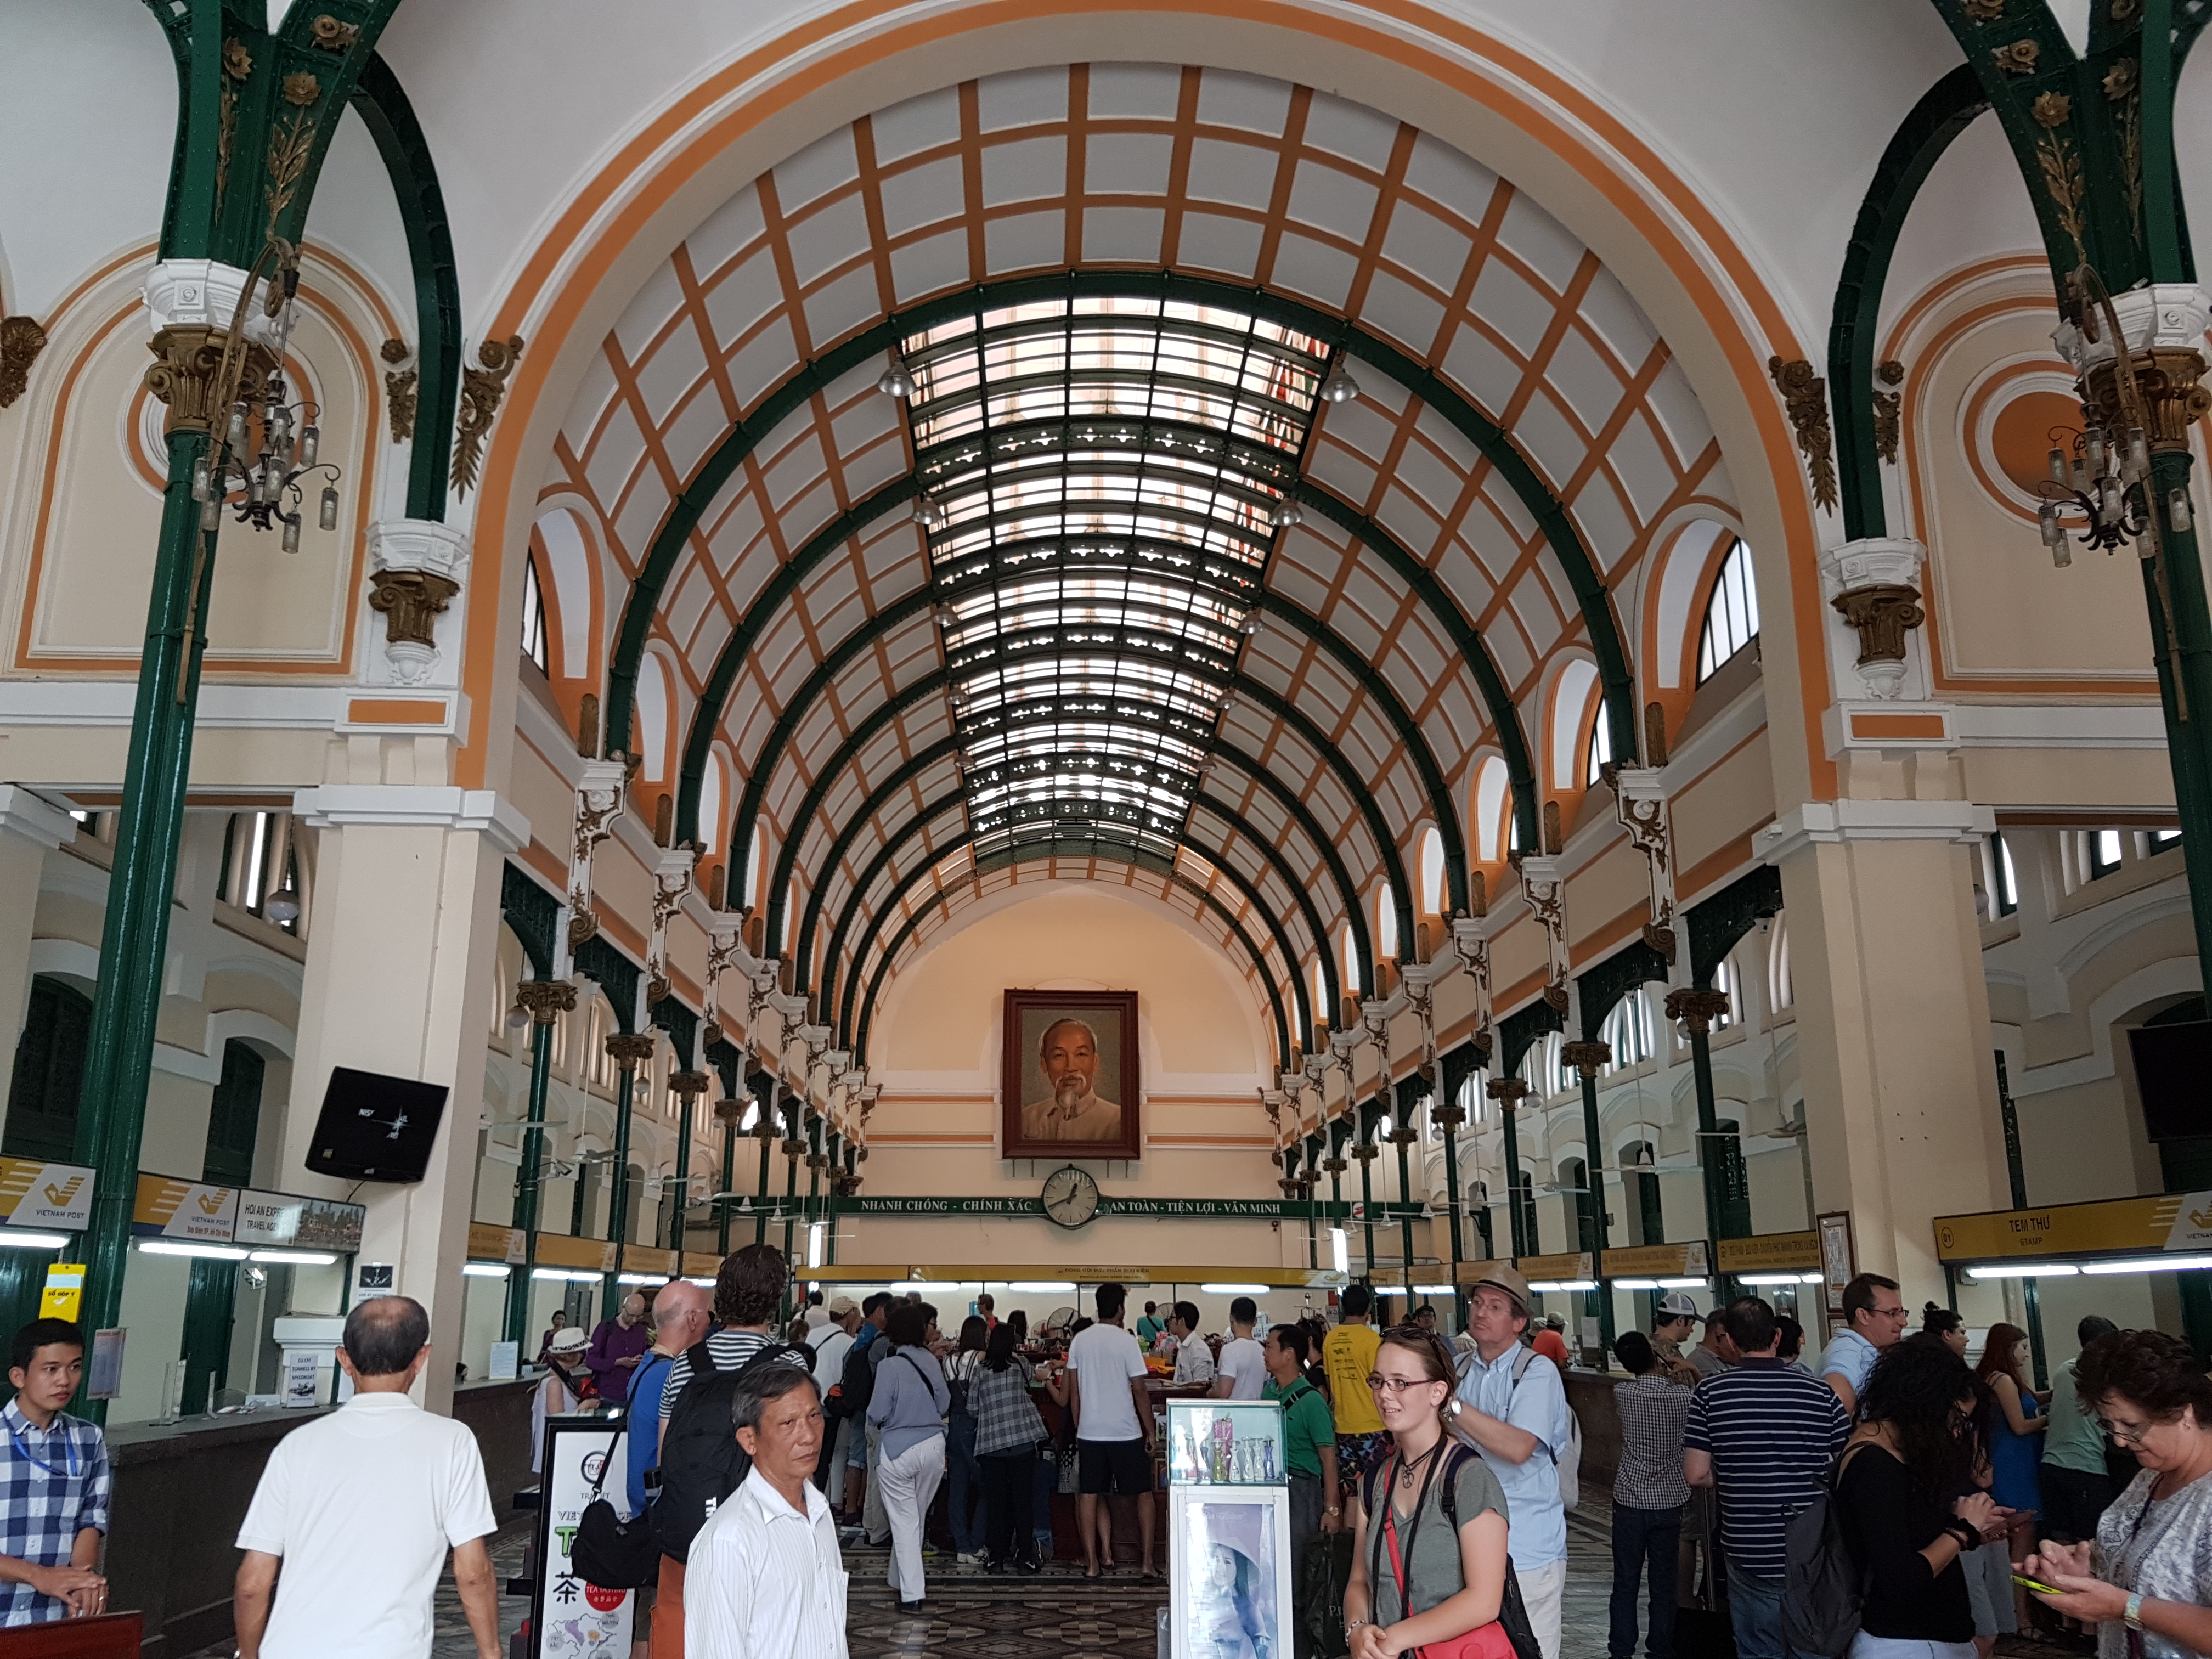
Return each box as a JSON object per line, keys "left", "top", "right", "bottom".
{"left": 0, "top": 1319, "right": 110, "bottom": 1623}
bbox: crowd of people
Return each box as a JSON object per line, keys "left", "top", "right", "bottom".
{"left": 1, "top": 1248, "right": 2209, "bottom": 1659}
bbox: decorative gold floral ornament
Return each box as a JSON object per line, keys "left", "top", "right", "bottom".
{"left": 451, "top": 336, "right": 524, "bottom": 495}
{"left": 380, "top": 338, "right": 417, "bottom": 442}
{"left": 2111, "top": 0, "right": 2142, "bottom": 19}
{"left": 2104, "top": 59, "right": 2140, "bottom": 99}
{"left": 1994, "top": 39, "right": 2041, "bottom": 75}
{"left": 0, "top": 317, "right": 48, "bottom": 410}
{"left": 2032, "top": 92, "right": 2071, "bottom": 127}
{"left": 308, "top": 14, "right": 359, "bottom": 50}
{"left": 2029, "top": 95, "right": 2088, "bottom": 262}
{"left": 223, "top": 40, "right": 252, "bottom": 77}
{"left": 2104, "top": 61, "right": 2145, "bottom": 242}
{"left": 1768, "top": 357, "right": 1839, "bottom": 511}
{"left": 1963, "top": 0, "right": 2005, "bottom": 18}
{"left": 265, "top": 110, "right": 316, "bottom": 233}
{"left": 217, "top": 41, "right": 252, "bottom": 203}
{"left": 1873, "top": 359, "right": 1905, "bottom": 464}
{"left": 281, "top": 72, "right": 320, "bottom": 108}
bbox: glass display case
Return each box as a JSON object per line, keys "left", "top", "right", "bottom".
{"left": 1166, "top": 1398, "right": 1287, "bottom": 1487}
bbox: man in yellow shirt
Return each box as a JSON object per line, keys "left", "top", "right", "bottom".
{"left": 1321, "top": 1283, "right": 1389, "bottom": 1496}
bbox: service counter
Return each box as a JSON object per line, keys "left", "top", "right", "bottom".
{"left": 104, "top": 1377, "right": 535, "bottom": 1657}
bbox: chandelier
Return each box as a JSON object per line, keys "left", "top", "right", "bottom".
{"left": 184, "top": 242, "right": 343, "bottom": 554}
{"left": 2036, "top": 421, "right": 2191, "bottom": 566}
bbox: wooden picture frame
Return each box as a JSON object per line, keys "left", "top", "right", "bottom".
{"left": 1001, "top": 989, "right": 1141, "bottom": 1160}
{"left": 1817, "top": 1209, "right": 1857, "bottom": 1315}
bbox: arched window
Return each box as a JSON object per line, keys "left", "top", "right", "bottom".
{"left": 1311, "top": 958, "right": 1325, "bottom": 1024}
{"left": 1696, "top": 538, "right": 1760, "bottom": 682}
{"left": 521, "top": 554, "right": 550, "bottom": 673}
{"left": 1419, "top": 828, "right": 1446, "bottom": 916}
{"left": 1767, "top": 917, "right": 1794, "bottom": 1012}
{"left": 1600, "top": 991, "right": 1654, "bottom": 1070}
{"left": 1376, "top": 884, "right": 1398, "bottom": 961}
{"left": 1585, "top": 709, "right": 1612, "bottom": 786}
{"left": 1341, "top": 928, "right": 1358, "bottom": 1005}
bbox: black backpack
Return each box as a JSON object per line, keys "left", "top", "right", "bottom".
{"left": 648, "top": 1337, "right": 809, "bottom": 1563}
{"left": 1784, "top": 1444, "right": 1874, "bottom": 1657}
{"left": 830, "top": 1331, "right": 877, "bottom": 1421}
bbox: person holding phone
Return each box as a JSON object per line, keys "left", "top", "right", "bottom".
{"left": 2023, "top": 1330, "right": 2212, "bottom": 1659}
{"left": 1836, "top": 1339, "right": 2008, "bottom": 1658}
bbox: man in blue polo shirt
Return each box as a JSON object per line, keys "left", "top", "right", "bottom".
{"left": 1447, "top": 1266, "right": 1571, "bottom": 1659}
{"left": 1816, "top": 1272, "right": 1906, "bottom": 1419}
{"left": 1684, "top": 1297, "right": 1849, "bottom": 1659}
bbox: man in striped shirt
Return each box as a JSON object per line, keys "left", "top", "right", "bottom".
{"left": 1683, "top": 1297, "right": 1848, "bottom": 1659}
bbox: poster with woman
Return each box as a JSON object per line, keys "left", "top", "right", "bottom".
{"left": 1170, "top": 1491, "right": 1293, "bottom": 1659}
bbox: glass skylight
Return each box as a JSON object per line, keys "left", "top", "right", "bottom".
{"left": 899, "top": 294, "right": 1331, "bottom": 866}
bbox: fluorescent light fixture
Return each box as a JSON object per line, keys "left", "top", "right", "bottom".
{"left": 1412, "top": 1284, "right": 1456, "bottom": 1295}
{"left": 616, "top": 1273, "right": 662, "bottom": 1285}
{"left": 1966, "top": 1263, "right": 2075, "bottom": 1279}
{"left": 1738, "top": 1273, "right": 1804, "bottom": 1287}
{"left": 806, "top": 1222, "right": 826, "bottom": 1271}
{"left": 1529, "top": 1279, "right": 1598, "bottom": 1293}
{"left": 1656, "top": 1278, "right": 1712, "bottom": 1289}
{"left": 1330, "top": 1228, "right": 1350, "bottom": 1274}
{"left": 0, "top": 1233, "right": 67, "bottom": 1251}
{"left": 2080, "top": 1255, "right": 2212, "bottom": 1276}
{"left": 249, "top": 1250, "right": 336, "bottom": 1266}
{"left": 137, "top": 1239, "right": 249, "bottom": 1260}
{"left": 1202, "top": 1283, "right": 1270, "bottom": 1296}
{"left": 1008, "top": 1281, "right": 1076, "bottom": 1293}
{"left": 686, "top": 1277, "right": 715, "bottom": 1288}
{"left": 532, "top": 1267, "right": 600, "bottom": 1283}
{"left": 1801, "top": 1272, "right": 1825, "bottom": 1283}
{"left": 1612, "top": 1279, "right": 1662, "bottom": 1291}
{"left": 462, "top": 1263, "right": 511, "bottom": 1278}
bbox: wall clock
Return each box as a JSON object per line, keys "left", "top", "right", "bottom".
{"left": 1041, "top": 1164, "right": 1101, "bottom": 1229}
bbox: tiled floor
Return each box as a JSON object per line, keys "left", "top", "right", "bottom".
{"left": 195, "top": 1502, "right": 2091, "bottom": 1659}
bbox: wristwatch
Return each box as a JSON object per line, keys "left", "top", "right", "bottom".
{"left": 1325, "top": 1504, "right": 1343, "bottom": 1516}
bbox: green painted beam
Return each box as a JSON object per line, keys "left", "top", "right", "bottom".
{"left": 1828, "top": 65, "right": 1988, "bottom": 540}
{"left": 346, "top": 53, "right": 462, "bottom": 522}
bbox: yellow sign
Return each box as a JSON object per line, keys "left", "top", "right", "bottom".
{"left": 467, "top": 1222, "right": 526, "bottom": 1265}
{"left": 1716, "top": 1231, "right": 1823, "bottom": 1273}
{"left": 533, "top": 1232, "right": 622, "bottom": 1272}
{"left": 1598, "top": 1242, "right": 1712, "bottom": 1279}
{"left": 1932, "top": 1192, "right": 2212, "bottom": 1264}
{"left": 1515, "top": 1252, "right": 1595, "bottom": 1282}
{"left": 39, "top": 1264, "right": 83, "bottom": 1322}
{"left": 792, "top": 1263, "right": 1352, "bottom": 1288}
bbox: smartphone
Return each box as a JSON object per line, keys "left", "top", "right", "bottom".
{"left": 2012, "top": 1573, "right": 2063, "bottom": 1595}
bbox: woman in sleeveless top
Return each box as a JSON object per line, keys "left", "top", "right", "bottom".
{"left": 1342, "top": 1325, "right": 1513, "bottom": 1659}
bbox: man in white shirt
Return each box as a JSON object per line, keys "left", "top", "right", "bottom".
{"left": 811, "top": 1296, "right": 862, "bottom": 1493}
{"left": 689, "top": 1362, "right": 848, "bottom": 1659}
{"left": 233, "top": 1297, "right": 500, "bottom": 1659}
{"left": 1168, "top": 1302, "right": 1215, "bottom": 1387}
{"left": 1066, "top": 1281, "right": 1157, "bottom": 1578}
{"left": 1212, "top": 1298, "right": 1267, "bottom": 1401}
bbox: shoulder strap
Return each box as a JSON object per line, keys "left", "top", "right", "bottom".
{"left": 683, "top": 1334, "right": 718, "bottom": 1380}
{"left": 1511, "top": 1344, "right": 1536, "bottom": 1384}
{"left": 1438, "top": 1442, "right": 1477, "bottom": 1529}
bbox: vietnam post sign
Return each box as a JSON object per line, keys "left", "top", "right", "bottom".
{"left": 132, "top": 1175, "right": 240, "bottom": 1241}
{"left": 0, "top": 1159, "right": 94, "bottom": 1232}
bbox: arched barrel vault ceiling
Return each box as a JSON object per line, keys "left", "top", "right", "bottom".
{"left": 551, "top": 64, "right": 1740, "bottom": 1053}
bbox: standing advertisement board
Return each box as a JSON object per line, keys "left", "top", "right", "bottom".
{"left": 533, "top": 1418, "right": 633, "bottom": 1657}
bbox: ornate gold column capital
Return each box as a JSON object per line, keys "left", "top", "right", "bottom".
{"left": 605, "top": 1031, "right": 657, "bottom": 1068}
{"left": 366, "top": 568, "right": 460, "bottom": 648}
{"left": 668, "top": 1070, "right": 710, "bottom": 1099}
{"left": 2083, "top": 349, "right": 2212, "bottom": 449}
{"left": 1429, "top": 1104, "right": 1466, "bottom": 1130}
{"left": 1560, "top": 1040, "right": 1612, "bottom": 1079}
{"left": 1485, "top": 1076, "right": 1530, "bottom": 1107}
{"left": 515, "top": 979, "right": 578, "bottom": 1025}
{"left": 1350, "top": 1143, "right": 1380, "bottom": 1163}
{"left": 1831, "top": 583, "right": 1924, "bottom": 668}
{"left": 1663, "top": 986, "right": 1733, "bottom": 1036}
{"left": 713, "top": 1095, "right": 746, "bottom": 1124}
{"left": 144, "top": 326, "right": 276, "bottom": 436}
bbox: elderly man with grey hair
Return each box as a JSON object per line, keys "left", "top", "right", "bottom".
{"left": 686, "top": 1363, "right": 848, "bottom": 1659}
{"left": 1018, "top": 1017, "right": 1122, "bottom": 1141}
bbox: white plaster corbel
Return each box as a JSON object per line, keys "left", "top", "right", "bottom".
{"left": 645, "top": 843, "right": 696, "bottom": 1008}
{"left": 563, "top": 758, "right": 630, "bottom": 966}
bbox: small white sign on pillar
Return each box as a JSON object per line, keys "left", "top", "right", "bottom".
{"left": 283, "top": 1349, "right": 320, "bottom": 1409}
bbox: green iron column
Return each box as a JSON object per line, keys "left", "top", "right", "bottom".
{"left": 603, "top": 1032, "right": 657, "bottom": 1312}
{"left": 1490, "top": 1077, "right": 1531, "bottom": 1258}
{"left": 670, "top": 1071, "right": 708, "bottom": 1256}
{"left": 754, "top": 1094, "right": 775, "bottom": 1244}
{"left": 1353, "top": 1130, "right": 1379, "bottom": 1284}
{"left": 1433, "top": 1094, "right": 1469, "bottom": 1330}
{"left": 1562, "top": 1042, "right": 1616, "bottom": 1357}
{"left": 1323, "top": 1122, "right": 1348, "bottom": 1273}
{"left": 716, "top": 1108, "right": 737, "bottom": 1255}
{"left": 506, "top": 981, "right": 576, "bottom": 1341}
{"left": 803, "top": 1118, "right": 825, "bottom": 1271}
{"left": 1666, "top": 988, "right": 1745, "bottom": 1296}
{"left": 780, "top": 1098, "right": 802, "bottom": 1265}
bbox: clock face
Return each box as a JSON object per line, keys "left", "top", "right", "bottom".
{"left": 1041, "top": 1165, "right": 1101, "bottom": 1229}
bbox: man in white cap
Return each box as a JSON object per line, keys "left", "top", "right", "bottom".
{"left": 1650, "top": 1290, "right": 1702, "bottom": 1386}
{"left": 1445, "top": 1266, "right": 1572, "bottom": 1659}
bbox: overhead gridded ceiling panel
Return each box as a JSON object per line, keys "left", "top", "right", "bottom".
{"left": 899, "top": 292, "right": 1331, "bottom": 870}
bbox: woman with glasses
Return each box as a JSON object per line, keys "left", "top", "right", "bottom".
{"left": 2026, "top": 1330, "right": 2212, "bottom": 1658}
{"left": 1341, "top": 1327, "right": 1515, "bottom": 1659}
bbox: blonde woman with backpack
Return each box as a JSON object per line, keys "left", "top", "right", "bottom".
{"left": 1342, "top": 1326, "right": 1519, "bottom": 1659}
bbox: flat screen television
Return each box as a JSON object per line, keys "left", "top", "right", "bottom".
{"left": 2128, "top": 1019, "right": 2212, "bottom": 1143}
{"left": 305, "top": 1066, "right": 449, "bottom": 1181}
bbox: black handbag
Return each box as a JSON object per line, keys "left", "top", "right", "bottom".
{"left": 1296, "top": 1530, "right": 1353, "bottom": 1659}
{"left": 1494, "top": 1564, "right": 1542, "bottom": 1659}
{"left": 569, "top": 1437, "right": 663, "bottom": 1591}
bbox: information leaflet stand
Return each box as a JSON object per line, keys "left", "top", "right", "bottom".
{"left": 1167, "top": 1398, "right": 1292, "bottom": 1659}
{"left": 533, "top": 1417, "right": 633, "bottom": 1657}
